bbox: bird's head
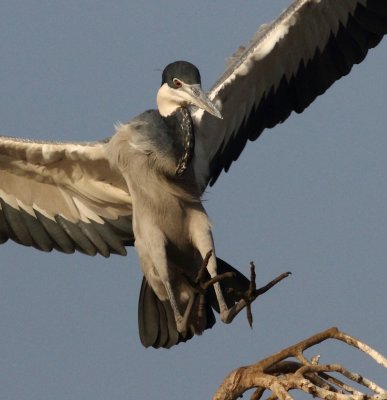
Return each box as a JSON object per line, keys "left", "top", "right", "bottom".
{"left": 157, "top": 61, "right": 222, "bottom": 119}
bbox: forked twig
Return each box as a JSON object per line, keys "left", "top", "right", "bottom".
{"left": 213, "top": 327, "right": 387, "bottom": 400}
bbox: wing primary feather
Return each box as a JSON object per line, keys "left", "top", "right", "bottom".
{"left": 0, "top": 199, "right": 34, "bottom": 246}
{"left": 354, "top": 2, "right": 387, "bottom": 35}
{"left": 345, "top": 11, "right": 377, "bottom": 50}
{"left": 78, "top": 221, "right": 110, "bottom": 257}
{"left": 35, "top": 210, "right": 76, "bottom": 254}
{"left": 327, "top": 30, "right": 353, "bottom": 76}
{"left": 90, "top": 221, "right": 128, "bottom": 256}
{"left": 367, "top": 0, "right": 387, "bottom": 15}
{"left": 337, "top": 20, "right": 369, "bottom": 63}
{"left": 20, "top": 209, "right": 54, "bottom": 252}
{"left": 55, "top": 215, "right": 97, "bottom": 256}
{"left": 103, "top": 216, "right": 134, "bottom": 236}
{"left": 0, "top": 207, "right": 10, "bottom": 244}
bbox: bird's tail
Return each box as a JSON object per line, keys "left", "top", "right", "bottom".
{"left": 138, "top": 257, "right": 250, "bottom": 349}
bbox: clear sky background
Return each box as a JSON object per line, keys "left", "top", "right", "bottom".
{"left": 1, "top": 1, "right": 386, "bottom": 399}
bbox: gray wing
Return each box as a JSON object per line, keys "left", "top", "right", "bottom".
{"left": 192, "top": 0, "right": 387, "bottom": 189}
{"left": 0, "top": 136, "right": 134, "bottom": 257}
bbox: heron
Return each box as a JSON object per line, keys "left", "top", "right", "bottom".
{"left": 0, "top": 0, "right": 386, "bottom": 348}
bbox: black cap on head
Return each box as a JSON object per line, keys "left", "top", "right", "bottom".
{"left": 162, "top": 61, "right": 201, "bottom": 87}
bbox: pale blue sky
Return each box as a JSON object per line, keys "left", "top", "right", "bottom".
{"left": 1, "top": 1, "right": 386, "bottom": 399}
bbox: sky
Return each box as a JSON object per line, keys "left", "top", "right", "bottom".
{"left": 0, "top": 1, "right": 386, "bottom": 399}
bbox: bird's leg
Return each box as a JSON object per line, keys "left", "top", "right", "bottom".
{"left": 194, "top": 251, "right": 236, "bottom": 322}
{"left": 203, "top": 255, "right": 231, "bottom": 320}
{"left": 189, "top": 211, "right": 238, "bottom": 323}
{"left": 192, "top": 245, "right": 233, "bottom": 322}
{"left": 162, "top": 280, "right": 194, "bottom": 335}
{"left": 189, "top": 209, "right": 290, "bottom": 325}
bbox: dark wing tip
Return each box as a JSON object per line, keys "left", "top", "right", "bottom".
{"left": 0, "top": 198, "right": 133, "bottom": 257}
{"left": 206, "top": 0, "right": 387, "bottom": 187}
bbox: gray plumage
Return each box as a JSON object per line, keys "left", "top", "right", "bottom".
{"left": 0, "top": 0, "right": 386, "bottom": 347}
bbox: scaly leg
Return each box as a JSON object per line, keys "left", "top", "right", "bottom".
{"left": 189, "top": 210, "right": 234, "bottom": 323}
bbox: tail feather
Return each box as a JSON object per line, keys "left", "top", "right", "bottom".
{"left": 138, "top": 277, "right": 159, "bottom": 346}
{"left": 138, "top": 256, "right": 248, "bottom": 349}
{"left": 138, "top": 277, "right": 183, "bottom": 348}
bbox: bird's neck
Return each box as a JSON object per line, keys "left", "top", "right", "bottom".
{"left": 162, "top": 107, "right": 195, "bottom": 176}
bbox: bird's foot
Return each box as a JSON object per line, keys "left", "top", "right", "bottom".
{"left": 221, "top": 263, "right": 291, "bottom": 327}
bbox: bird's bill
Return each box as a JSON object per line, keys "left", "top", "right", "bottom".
{"left": 182, "top": 84, "right": 222, "bottom": 119}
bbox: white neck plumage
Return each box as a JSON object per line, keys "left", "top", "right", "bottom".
{"left": 156, "top": 83, "right": 186, "bottom": 117}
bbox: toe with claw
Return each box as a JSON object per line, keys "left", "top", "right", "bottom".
{"left": 223, "top": 262, "right": 291, "bottom": 327}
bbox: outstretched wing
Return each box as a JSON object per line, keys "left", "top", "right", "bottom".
{"left": 193, "top": 0, "right": 387, "bottom": 189}
{"left": 0, "top": 136, "right": 134, "bottom": 257}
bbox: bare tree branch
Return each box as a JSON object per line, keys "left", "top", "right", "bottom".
{"left": 213, "top": 327, "right": 387, "bottom": 400}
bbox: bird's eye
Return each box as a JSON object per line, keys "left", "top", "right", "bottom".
{"left": 173, "top": 78, "right": 182, "bottom": 88}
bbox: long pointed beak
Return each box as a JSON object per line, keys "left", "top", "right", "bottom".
{"left": 182, "top": 84, "right": 222, "bottom": 119}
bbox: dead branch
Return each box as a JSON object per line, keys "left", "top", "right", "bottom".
{"left": 213, "top": 327, "right": 387, "bottom": 400}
